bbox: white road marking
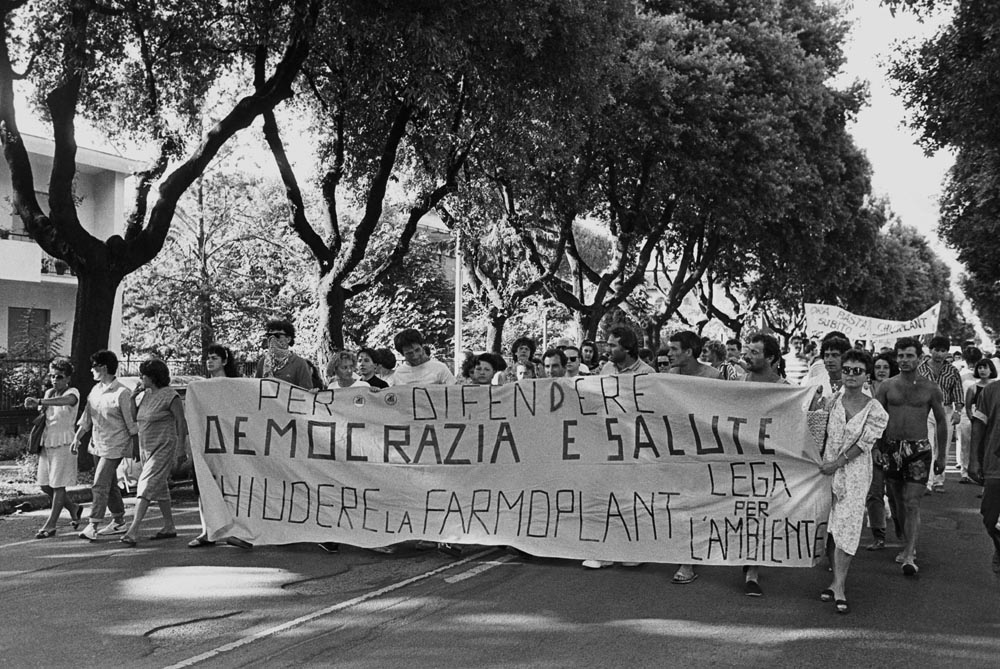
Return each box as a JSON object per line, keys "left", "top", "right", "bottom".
{"left": 164, "top": 547, "right": 501, "bottom": 668}
{"left": 443, "top": 555, "right": 516, "bottom": 583}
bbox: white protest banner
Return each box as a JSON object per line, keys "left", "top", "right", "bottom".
{"left": 186, "top": 376, "right": 829, "bottom": 567}
{"left": 805, "top": 302, "right": 940, "bottom": 341}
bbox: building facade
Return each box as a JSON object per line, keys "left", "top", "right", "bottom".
{"left": 0, "top": 133, "right": 138, "bottom": 358}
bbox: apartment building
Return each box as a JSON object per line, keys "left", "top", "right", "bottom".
{"left": 0, "top": 133, "right": 139, "bottom": 357}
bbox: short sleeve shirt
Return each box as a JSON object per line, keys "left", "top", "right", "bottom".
{"left": 917, "top": 360, "right": 964, "bottom": 406}
{"left": 389, "top": 359, "right": 456, "bottom": 386}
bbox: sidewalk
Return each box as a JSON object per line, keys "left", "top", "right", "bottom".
{"left": 0, "top": 462, "right": 193, "bottom": 514}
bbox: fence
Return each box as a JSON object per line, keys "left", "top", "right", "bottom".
{"left": 0, "top": 358, "right": 49, "bottom": 411}
{"left": 118, "top": 358, "right": 257, "bottom": 378}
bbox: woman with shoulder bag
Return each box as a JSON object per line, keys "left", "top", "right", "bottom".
{"left": 818, "top": 349, "right": 889, "bottom": 614}
{"left": 24, "top": 358, "right": 84, "bottom": 538}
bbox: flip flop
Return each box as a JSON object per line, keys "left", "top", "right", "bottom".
{"left": 35, "top": 528, "right": 57, "bottom": 539}
{"left": 150, "top": 531, "right": 178, "bottom": 540}
{"left": 671, "top": 572, "right": 699, "bottom": 585}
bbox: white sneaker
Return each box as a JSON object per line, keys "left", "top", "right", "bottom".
{"left": 78, "top": 524, "right": 99, "bottom": 541}
{"left": 581, "top": 560, "right": 614, "bottom": 569}
{"left": 97, "top": 520, "right": 128, "bottom": 535}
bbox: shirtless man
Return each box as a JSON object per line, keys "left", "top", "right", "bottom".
{"left": 874, "top": 337, "right": 947, "bottom": 577}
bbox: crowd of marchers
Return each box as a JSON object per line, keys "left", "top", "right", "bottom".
{"left": 21, "top": 318, "right": 1000, "bottom": 615}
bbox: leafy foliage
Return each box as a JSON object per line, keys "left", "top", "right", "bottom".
{"left": 0, "top": 0, "right": 319, "bottom": 396}
{"left": 122, "top": 171, "right": 315, "bottom": 361}
{"left": 341, "top": 226, "right": 455, "bottom": 354}
{"left": 889, "top": 1, "right": 999, "bottom": 340}
{"left": 260, "top": 0, "right": 632, "bottom": 360}
{"left": 493, "top": 0, "right": 880, "bottom": 345}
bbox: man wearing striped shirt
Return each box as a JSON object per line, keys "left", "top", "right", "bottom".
{"left": 918, "top": 336, "right": 964, "bottom": 492}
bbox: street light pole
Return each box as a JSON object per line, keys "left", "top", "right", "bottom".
{"left": 453, "top": 228, "right": 463, "bottom": 377}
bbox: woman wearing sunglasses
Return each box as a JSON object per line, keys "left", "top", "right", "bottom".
{"left": 24, "top": 358, "right": 84, "bottom": 538}
{"left": 818, "top": 348, "right": 889, "bottom": 614}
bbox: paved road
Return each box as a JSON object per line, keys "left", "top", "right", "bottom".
{"left": 1, "top": 474, "right": 997, "bottom": 668}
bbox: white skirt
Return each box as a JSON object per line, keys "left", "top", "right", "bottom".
{"left": 37, "top": 443, "right": 79, "bottom": 488}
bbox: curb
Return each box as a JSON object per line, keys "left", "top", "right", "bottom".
{"left": 0, "top": 479, "right": 194, "bottom": 516}
{"left": 0, "top": 486, "right": 92, "bottom": 516}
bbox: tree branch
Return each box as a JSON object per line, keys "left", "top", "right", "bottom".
{"left": 348, "top": 147, "right": 465, "bottom": 296}
{"left": 45, "top": 0, "right": 90, "bottom": 229}
{"left": 126, "top": 0, "right": 320, "bottom": 273}
{"left": 334, "top": 102, "right": 414, "bottom": 282}
{"left": 124, "top": 139, "right": 174, "bottom": 242}
{"left": 261, "top": 108, "right": 332, "bottom": 269}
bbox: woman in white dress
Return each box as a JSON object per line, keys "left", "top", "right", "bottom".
{"left": 819, "top": 349, "right": 888, "bottom": 614}
{"left": 25, "top": 358, "right": 83, "bottom": 538}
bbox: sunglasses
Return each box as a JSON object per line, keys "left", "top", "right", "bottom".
{"left": 566, "top": 356, "right": 578, "bottom": 361}
{"left": 656, "top": 360, "right": 670, "bottom": 366}
{"left": 841, "top": 366, "right": 867, "bottom": 376}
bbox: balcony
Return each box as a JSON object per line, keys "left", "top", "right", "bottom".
{"left": 0, "top": 232, "right": 75, "bottom": 281}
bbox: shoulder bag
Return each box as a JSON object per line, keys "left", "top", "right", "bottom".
{"left": 28, "top": 391, "right": 49, "bottom": 454}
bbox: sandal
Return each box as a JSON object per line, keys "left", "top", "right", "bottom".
{"left": 835, "top": 599, "right": 849, "bottom": 614}
{"left": 70, "top": 506, "right": 84, "bottom": 530}
{"left": 820, "top": 588, "right": 834, "bottom": 602}
{"left": 150, "top": 531, "right": 178, "bottom": 540}
{"left": 187, "top": 535, "right": 215, "bottom": 548}
{"left": 671, "top": 570, "right": 698, "bottom": 585}
{"left": 120, "top": 535, "right": 137, "bottom": 547}
{"left": 35, "top": 528, "right": 57, "bottom": 539}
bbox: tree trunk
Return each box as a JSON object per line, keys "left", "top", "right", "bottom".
{"left": 196, "top": 176, "right": 214, "bottom": 358}
{"left": 487, "top": 309, "right": 509, "bottom": 353}
{"left": 198, "top": 285, "right": 214, "bottom": 359}
{"left": 579, "top": 307, "right": 604, "bottom": 342}
{"left": 643, "top": 323, "right": 661, "bottom": 352}
{"left": 70, "top": 270, "right": 122, "bottom": 399}
{"left": 318, "top": 278, "right": 347, "bottom": 369}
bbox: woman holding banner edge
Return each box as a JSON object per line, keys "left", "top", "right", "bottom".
{"left": 189, "top": 343, "right": 244, "bottom": 548}
{"left": 818, "top": 349, "right": 888, "bottom": 614}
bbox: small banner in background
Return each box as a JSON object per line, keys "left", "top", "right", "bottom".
{"left": 805, "top": 302, "right": 940, "bottom": 342}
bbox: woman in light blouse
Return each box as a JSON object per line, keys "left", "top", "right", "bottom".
{"left": 24, "top": 357, "right": 83, "bottom": 538}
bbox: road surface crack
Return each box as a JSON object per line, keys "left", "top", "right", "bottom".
{"left": 144, "top": 610, "right": 244, "bottom": 637}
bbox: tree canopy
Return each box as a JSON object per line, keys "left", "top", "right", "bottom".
{"left": 259, "top": 0, "right": 633, "bottom": 362}
{"left": 0, "top": 0, "right": 320, "bottom": 391}
{"left": 889, "top": 0, "right": 999, "bottom": 342}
